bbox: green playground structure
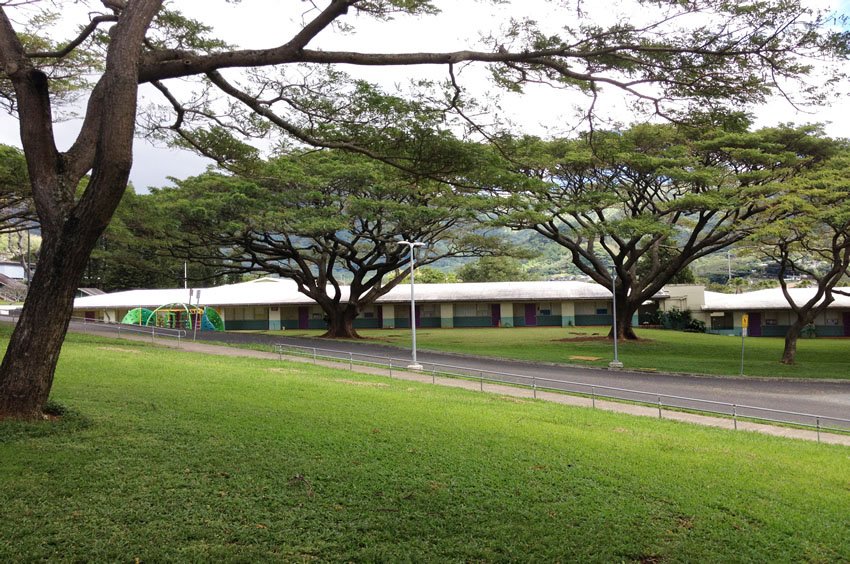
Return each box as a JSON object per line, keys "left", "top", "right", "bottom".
{"left": 120, "top": 303, "right": 224, "bottom": 331}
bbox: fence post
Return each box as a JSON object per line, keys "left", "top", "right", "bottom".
{"left": 313, "top": 348, "right": 317, "bottom": 364}
{"left": 733, "top": 404, "right": 737, "bottom": 430}
{"left": 817, "top": 417, "right": 821, "bottom": 443}
{"left": 432, "top": 367, "right": 435, "bottom": 384}
{"left": 278, "top": 346, "right": 282, "bottom": 362}
{"left": 480, "top": 371, "right": 484, "bottom": 391}
{"left": 349, "top": 352, "right": 353, "bottom": 371}
{"left": 657, "top": 395, "right": 662, "bottom": 419}
{"left": 591, "top": 386, "right": 596, "bottom": 409}
{"left": 388, "top": 356, "right": 392, "bottom": 377}
{"left": 533, "top": 376, "right": 537, "bottom": 399}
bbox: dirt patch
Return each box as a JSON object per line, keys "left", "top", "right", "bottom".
{"left": 498, "top": 396, "right": 529, "bottom": 404}
{"left": 553, "top": 336, "right": 609, "bottom": 343}
{"left": 334, "top": 379, "right": 389, "bottom": 388}
{"left": 96, "top": 346, "right": 141, "bottom": 354}
{"left": 554, "top": 336, "right": 654, "bottom": 343}
{"left": 569, "top": 355, "right": 603, "bottom": 361}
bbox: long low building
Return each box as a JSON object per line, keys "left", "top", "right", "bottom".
{"left": 71, "top": 278, "right": 850, "bottom": 337}
{"left": 72, "top": 277, "right": 651, "bottom": 331}
{"left": 659, "top": 284, "right": 850, "bottom": 337}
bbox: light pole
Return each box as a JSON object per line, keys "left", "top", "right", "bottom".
{"left": 609, "top": 268, "right": 623, "bottom": 369}
{"left": 193, "top": 289, "right": 202, "bottom": 341}
{"left": 398, "top": 240, "right": 426, "bottom": 370}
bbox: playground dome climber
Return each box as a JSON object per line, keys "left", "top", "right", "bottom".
{"left": 120, "top": 303, "right": 224, "bottom": 331}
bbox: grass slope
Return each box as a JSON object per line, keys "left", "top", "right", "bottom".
{"left": 268, "top": 326, "right": 850, "bottom": 379}
{"left": 1, "top": 331, "right": 849, "bottom": 561}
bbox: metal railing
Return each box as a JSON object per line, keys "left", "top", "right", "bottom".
{"left": 274, "top": 342, "right": 850, "bottom": 440}
{"left": 69, "top": 316, "right": 187, "bottom": 343}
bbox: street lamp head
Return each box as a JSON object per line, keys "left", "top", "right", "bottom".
{"left": 397, "top": 240, "right": 426, "bottom": 248}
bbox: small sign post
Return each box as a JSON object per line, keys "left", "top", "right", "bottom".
{"left": 740, "top": 314, "right": 749, "bottom": 376}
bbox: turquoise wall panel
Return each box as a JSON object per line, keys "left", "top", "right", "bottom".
{"left": 537, "top": 315, "right": 561, "bottom": 327}
{"left": 395, "top": 317, "right": 440, "bottom": 329}
{"left": 453, "top": 316, "right": 494, "bottom": 328}
{"left": 575, "top": 314, "right": 613, "bottom": 326}
{"left": 224, "top": 320, "right": 269, "bottom": 330}
{"left": 308, "top": 319, "right": 328, "bottom": 330}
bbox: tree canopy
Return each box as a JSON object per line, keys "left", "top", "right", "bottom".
{"left": 497, "top": 122, "right": 838, "bottom": 339}
{"left": 158, "top": 149, "right": 512, "bottom": 338}
{"left": 751, "top": 148, "right": 850, "bottom": 364}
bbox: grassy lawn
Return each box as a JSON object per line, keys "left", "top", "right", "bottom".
{"left": 263, "top": 326, "right": 850, "bottom": 380}
{"left": 1, "top": 329, "right": 849, "bottom": 561}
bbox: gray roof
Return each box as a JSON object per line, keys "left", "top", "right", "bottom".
{"left": 73, "top": 277, "right": 651, "bottom": 310}
{"left": 703, "top": 287, "right": 850, "bottom": 311}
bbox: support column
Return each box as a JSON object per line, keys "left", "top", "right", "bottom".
{"left": 269, "top": 306, "right": 281, "bottom": 330}
{"left": 382, "top": 304, "right": 396, "bottom": 329}
{"left": 500, "top": 302, "right": 514, "bottom": 328}
{"left": 440, "top": 303, "right": 454, "bottom": 328}
{"left": 560, "top": 301, "right": 576, "bottom": 327}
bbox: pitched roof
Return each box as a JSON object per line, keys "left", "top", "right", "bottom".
{"left": 72, "top": 277, "right": 652, "bottom": 310}
{"left": 702, "top": 287, "right": 850, "bottom": 311}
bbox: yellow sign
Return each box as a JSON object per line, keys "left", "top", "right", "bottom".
{"left": 742, "top": 314, "right": 749, "bottom": 329}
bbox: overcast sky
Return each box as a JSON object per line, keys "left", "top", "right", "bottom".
{"left": 2, "top": 0, "right": 849, "bottom": 191}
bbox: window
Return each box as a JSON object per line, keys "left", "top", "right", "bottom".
{"left": 596, "top": 308, "right": 608, "bottom": 315}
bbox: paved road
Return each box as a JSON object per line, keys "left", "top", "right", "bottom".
{"left": 67, "top": 322, "right": 850, "bottom": 431}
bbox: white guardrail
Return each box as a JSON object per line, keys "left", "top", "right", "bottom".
{"left": 274, "top": 342, "right": 850, "bottom": 440}
{"left": 69, "top": 316, "right": 188, "bottom": 342}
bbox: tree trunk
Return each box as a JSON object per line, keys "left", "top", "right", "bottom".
{"left": 0, "top": 225, "right": 102, "bottom": 419}
{"left": 608, "top": 300, "right": 639, "bottom": 341}
{"left": 320, "top": 304, "right": 361, "bottom": 339}
{"left": 781, "top": 318, "right": 806, "bottom": 365}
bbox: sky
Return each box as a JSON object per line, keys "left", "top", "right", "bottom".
{"left": 1, "top": 0, "right": 849, "bottom": 191}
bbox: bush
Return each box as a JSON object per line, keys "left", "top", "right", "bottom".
{"left": 654, "top": 308, "right": 705, "bottom": 332}
{"left": 684, "top": 319, "right": 707, "bottom": 333}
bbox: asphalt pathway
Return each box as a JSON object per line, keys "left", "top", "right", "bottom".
{"left": 86, "top": 324, "right": 850, "bottom": 431}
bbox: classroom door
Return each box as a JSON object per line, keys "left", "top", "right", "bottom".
{"left": 747, "top": 312, "right": 762, "bottom": 337}
{"left": 524, "top": 304, "right": 537, "bottom": 326}
{"left": 491, "top": 304, "right": 501, "bottom": 327}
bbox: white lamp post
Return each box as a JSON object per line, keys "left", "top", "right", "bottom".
{"left": 609, "top": 268, "right": 623, "bottom": 369}
{"left": 397, "top": 240, "right": 426, "bottom": 370}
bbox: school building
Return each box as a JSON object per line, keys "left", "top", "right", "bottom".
{"left": 71, "top": 278, "right": 850, "bottom": 337}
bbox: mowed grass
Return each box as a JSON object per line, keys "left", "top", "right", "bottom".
{"left": 1, "top": 330, "right": 850, "bottom": 562}
{"left": 269, "top": 326, "right": 850, "bottom": 379}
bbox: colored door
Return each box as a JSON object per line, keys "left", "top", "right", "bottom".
{"left": 843, "top": 312, "right": 850, "bottom": 337}
{"left": 491, "top": 304, "right": 501, "bottom": 327}
{"left": 524, "top": 303, "right": 537, "bottom": 326}
{"left": 415, "top": 305, "right": 421, "bottom": 328}
{"left": 377, "top": 306, "right": 384, "bottom": 328}
{"left": 84, "top": 310, "right": 95, "bottom": 321}
{"left": 747, "top": 312, "right": 762, "bottom": 337}
{"left": 298, "top": 306, "right": 309, "bottom": 330}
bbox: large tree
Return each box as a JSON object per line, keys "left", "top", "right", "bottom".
{"left": 753, "top": 150, "right": 850, "bottom": 365}
{"left": 499, "top": 123, "right": 837, "bottom": 339}
{"left": 0, "top": 0, "right": 845, "bottom": 418}
{"left": 158, "top": 149, "right": 509, "bottom": 338}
